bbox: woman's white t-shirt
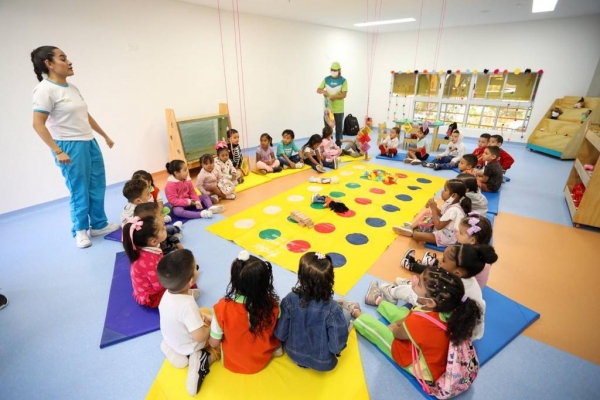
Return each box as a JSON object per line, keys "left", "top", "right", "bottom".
{"left": 32, "top": 79, "right": 94, "bottom": 141}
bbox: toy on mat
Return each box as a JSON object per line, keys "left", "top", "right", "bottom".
{"left": 309, "top": 176, "right": 340, "bottom": 184}
{"left": 312, "top": 194, "right": 350, "bottom": 214}
{"left": 290, "top": 210, "right": 314, "bottom": 228}
{"left": 361, "top": 169, "right": 398, "bottom": 185}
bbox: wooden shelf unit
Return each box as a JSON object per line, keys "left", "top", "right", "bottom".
{"left": 564, "top": 123, "right": 600, "bottom": 228}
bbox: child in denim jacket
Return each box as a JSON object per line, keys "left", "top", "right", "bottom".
{"left": 274, "top": 252, "right": 349, "bottom": 371}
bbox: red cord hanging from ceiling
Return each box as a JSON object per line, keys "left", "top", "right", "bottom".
{"left": 366, "top": 0, "right": 383, "bottom": 118}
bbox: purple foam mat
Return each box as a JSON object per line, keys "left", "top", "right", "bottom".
{"left": 99, "top": 251, "right": 160, "bottom": 348}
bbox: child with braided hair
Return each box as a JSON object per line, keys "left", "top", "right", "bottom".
{"left": 339, "top": 266, "right": 482, "bottom": 383}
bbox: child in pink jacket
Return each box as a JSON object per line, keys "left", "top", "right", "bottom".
{"left": 164, "top": 160, "right": 214, "bottom": 219}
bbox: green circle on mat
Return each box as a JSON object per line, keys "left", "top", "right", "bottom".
{"left": 329, "top": 191, "right": 345, "bottom": 198}
{"left": 310, "top": 203, "right": 326, "bottom": 210}
{"left": 346, "top": 183, "right": 361, "bottom": 189}
{"left": 259, "top": 229, "right": 281, "bottom": 240}
{"left": 287, "top": 216, "right": 298, "bottom": 224}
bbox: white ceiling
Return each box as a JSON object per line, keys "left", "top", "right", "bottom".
{"left": 178, "top": 0, "right": 600, "bottom": 33}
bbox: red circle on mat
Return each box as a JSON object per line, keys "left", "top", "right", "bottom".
{"left": 337, "top": 210, "right": 356, "bottom": 218}
{"left": 369, "top": 188, "right": 386, "bottom": 194}
{"left": 287, "top": 240, "right": 311, "bottom": 253}
{"left": 314, "top": 223, "right": 336, "bottom": 233}
{"left": 396, "top": 173, "right": 408, "bottom": 178}
{"left": 355, "top": 197, "right": 372, "bottom": 205}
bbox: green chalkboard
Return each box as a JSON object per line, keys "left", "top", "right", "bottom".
{"left": 177, "top": 116, "right": 228, "bottom": 162}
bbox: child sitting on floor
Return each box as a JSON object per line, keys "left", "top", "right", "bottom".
{"left": 157, "top": 249, "right": 218, "bottom": 396}
{"left": 255, "top": 133, "right": 283, "bottom": 174}
{"left": 457, "top": 154, "right": 478, "bottom": 176}
{"left": 320, "top": 126, "right": 342, "bottom": 166}
{"left": 476, "top": 146, "right": 503, "bottom": 193}
{"left": 132, "top": 170, "right": 171, "bottom": 222}
{"left": 371, "top": 243, "right": 497, "bottom": 341}
{"left": 227, "top": 128, "right": 247, "bottom": 180}
{"left": 424, "top": 130, "right": 465, "bottom": 171}
{"left": 488, "top": 135, "right": 514, "bottom": 172}
{"left": 196, "top": 154, "right": 237, "bottom": 201}
{"left": 134, "top": 202, "right": 183, "bottom": 255}
{"left": 209, "top": 251, "right": 282, "bottom": 374}
{"left": 455, "top": 174, "right": 488, "bottom": 215}
{"left": 275, "top": 252, "right": 350, "bottom": 371}
{"left": 164, "top": 160, "right": 215, "bottom": 219}
{"left": 341, "top": 266, "right": 481, "bottom": 385}
{"left": 456, "top": 214, "right": 495, "bottom": 288}
{"left": 379, "top": 126, "right": 400, "bottom": 158}
{"left": 123, "top": 215, "right": 168, "bottom": 308}
{"left": 277, "top": 129, "right": 304, "bottom": 169}
{"left": 404, "top": 126, "right": 429, "bottom": 165}
{"left": 214, "top": 141, "right": 241, "bottom": 185}
{"left": 472, "top": 133, "right": 490, "bottom": 167}
{"left": 341, "top": 137, "right": 364, "bottom": 158}
{"left": 301, "top": 134, "right": 327, "bottom": 172}
{"left": 120, "top": 179, "right": 153, "bottom": 226}
{"left": 393, "top": 179, "right": 471, "bottom": 247}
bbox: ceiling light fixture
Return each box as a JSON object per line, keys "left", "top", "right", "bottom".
{"left": 532, "top": 0, "right": 558, "bottom": 13}
{"left": 354, "top": 18, "right": 416, "bottom": 27}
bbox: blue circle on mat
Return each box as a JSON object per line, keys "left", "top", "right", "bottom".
{"left": 416, "top": 178, "right": 432, "bottom": 184}
{"left": 346, "top": 233, "right": 369, "bottom": 245}
{"left": 396, "top": 194, "right": 413, "bottom": 201}
{"left": 382, "top": 204, "right": 400, "bottom": 212}
{"left": 327, "top": 252, "right": 347, "bottom": 268}
{"left": 287, "top": 216, "right": 298, "bottom": 224}
{"left": 366, "top": 217, "right": 386, "bottom": 227}
{"left": 329, "top": 191, "right": 346, "bottom": 198}
{"left": 346, "top": 183, "right": 361, "bottom": 189}
{"left": 407, "top": 186, "right": 422, "bottom": 191}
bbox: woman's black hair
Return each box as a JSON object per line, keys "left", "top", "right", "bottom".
{"left": 199, "top": 154, "right": 214, "bottom": 166}
{"left": 260, "top": 133, "right": 273, "bottom": 147}
{"left": 422, "top": 266, "right": 482, "bottom": 344}
{"left": 459, "top": 214, "right": 493, "bottom": 245}
{"left": 456, "top": 173, "right": 479, "bottom": 193}
{"left": 301, "top": 134, "right": 323, "bottom": 153}
{"left": 446, "top": 179, "right": 472, "bottom": 214}
{"left": 132, "top": 170, "right": 154, "bottom": 186}
{"left": 165, "top": 160, "right": 186, "bottom": 175}
{"left": 31, "top": 46, "right": 58, "bottom": 82}
{"left": 122, "top": 215, "right": 162, "bottom": 262}
{"left": 444, "top": 244, "right": 498, "bottom": 278}
{"left": 225, "top": 255, "right": 279, "bottom": 338}
{"left": 282, "top": 129, "right": 295, "bottom": 139}
{"left": 293, "top": 252, "right": 334, "bottom": 306}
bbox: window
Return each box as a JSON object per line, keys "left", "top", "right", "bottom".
{"left": 503, "top": 73, "right": 538, "bottom": 102}
{"left": 414, "top": 101, "right": 438, "bottom": 122}
{"left": 496, "top": 106, "right": 529, "bottom": 131}
{"left": 440, "top": 104, "right": 466, "bottom": 124}
{"left": 443, "top": 73, "right": 471, "bottom": 99}
{"left": 467, "top": 106, "right": 498, "bottom": 129}
{"left": 393, "top": 73, "right": 416, "bottom": 96}
{"left": 416, "top": 74, "right": 440, "bottom": 97}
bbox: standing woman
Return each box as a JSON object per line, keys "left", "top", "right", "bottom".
{"left": 316, "top": 62, "right": 348, "bottom": 147}
{"left": 31, "top": 46, "right": 119, "bottom": 248}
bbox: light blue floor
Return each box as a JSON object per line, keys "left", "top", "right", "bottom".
{"left": 0, "top": 138, "right": 598, "bottom": 399}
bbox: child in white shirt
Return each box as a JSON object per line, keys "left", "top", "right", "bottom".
{"left": 379, "top": 127, "right": 400, "bottom": 157}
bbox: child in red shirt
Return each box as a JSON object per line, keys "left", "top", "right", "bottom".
{"left": 123, "top": 215, "right": 168, "bottom": 307}
{"left": 473, "top": 133, "right": 490, "bottom": 167}
{"left": 489, "top": 135, "right": 514, "bottom": 171}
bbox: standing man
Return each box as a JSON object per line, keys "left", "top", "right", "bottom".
{"left": 317, "top": 62, "right": 348, "bottom": 146}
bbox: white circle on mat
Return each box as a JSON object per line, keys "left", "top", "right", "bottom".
{"left": 340, "top": 171, "right": 354, "bottom": 176}
{"left": 234, "top": 219, "right": 255, "bottom": 229}
{"left": 287, "top": 195, "right": 304, "bottom": 202}
{"left": 263, "top": 205, "right": 282, "bottom": 214}
{"left": 352, "top": 165, "right": 366, "bottom": 170}
{"left": 307, "top": 186, "right": 323, "bottom": 193}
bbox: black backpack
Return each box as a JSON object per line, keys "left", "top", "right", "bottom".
{"left": 343, "top": 114, "right": 360, "bottom": 136}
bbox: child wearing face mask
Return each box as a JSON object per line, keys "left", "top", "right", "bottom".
{"left": 366, "top": 243, "right": 496, "bottom": 341}
{"left": 121, "top": 179, "right": 154, "bottom": 226}
{"left": 339, "top": 267, "right": 482, "bottom": 384}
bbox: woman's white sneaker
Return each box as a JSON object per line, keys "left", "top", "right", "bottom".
{"left": 75, "top": 230, "right": 92, "bottom": 248}
{"left": 90, "top": 223, "right": 120, "bottom": 237}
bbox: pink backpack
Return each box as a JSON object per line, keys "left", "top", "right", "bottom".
{"left": 409, "top": 312, "right": 479, "bottom": 399}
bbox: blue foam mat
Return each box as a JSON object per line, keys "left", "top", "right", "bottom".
{"left": 482, "top": 189, "right": 500, "bottom": 215}
{"left": 99, "top": 252, "right": 160, "bottom": 348}
{"left": 424, "top": 213, "right": 495, "bottom": 252}
{"left": 375, "top": 153, "right": 436, "bottom": 163}
{"left": 369, "top": 286, "right": 540, "bottom": 398}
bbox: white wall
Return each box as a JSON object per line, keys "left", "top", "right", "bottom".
{"left": 0, "top": 0, "right": 368, "bottom": 214}
{"left": 370, "top": 15, "right": 600, "bottom": 142}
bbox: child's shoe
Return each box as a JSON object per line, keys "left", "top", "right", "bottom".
{"left": 75, "top": 230, "right": 92, "bottom": 248}
{"left": 295, "top": 162, "right": 305, "bottom": 169}
{"left": 225, "top": 194, "right": 236, "bottom": 200}
{"left": 433, "top": 164, "right": 441, "bottom": 171}
{"left": 410, "top": 159, "right": 422, "bottom": 165}
{"left": 273, "top": 166, "right": 283, "bottom": 173}
{"left": 403, "top": 158, "right": 412, "bottom": 164}
{"left": 395, "top": 277, "right": 411, "bottom": 286}
{"left": 316, "top": 164, "right": 326, "bottom": 173}
{"left": 400, "top": 249, "right": 416, "bottom": 270}
{"left": 200, "top": 210, "right": 213, "bottom": 219}
{"left": 210, "top": 195, "right": 220, "bottom": 204}
{"left": 311, "top": 194, "right": 326, "bottom": 204}
{"left": 421, "top": 251, "right": 438, "bottom": 266}
{"left": 422, "top": 162, "right": 435, "bottom": 168}
{"left": 379, "top": 283, "right": 398, "bottom": 304}
{"left": 173, "top": 221, "right": 183, "bottom": 231}
{"left": 256, "top": 169, "right": 268, "bottom": 175}
{"left": 186, "top": 350, "right": 210, "bottom": 396}
{"left": 208, "top": 205, "right": 225, "bottom": 214}
{"left": 335, "top": 298, "right": 361, "bottom": 317}
{"left": 173, "top": 233, "right": 183, "bottom": 241}
{"left": 392, "top": 226, "right": 413, "bottom": 236}
{"left": 90, "top": 223, "right": 120, "bottom": 237}
{"left": 164, "top": 215, "right": 172, "bottom": 223}
{"left": 365, "top": 281, "right": 383, "bottom": 306}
